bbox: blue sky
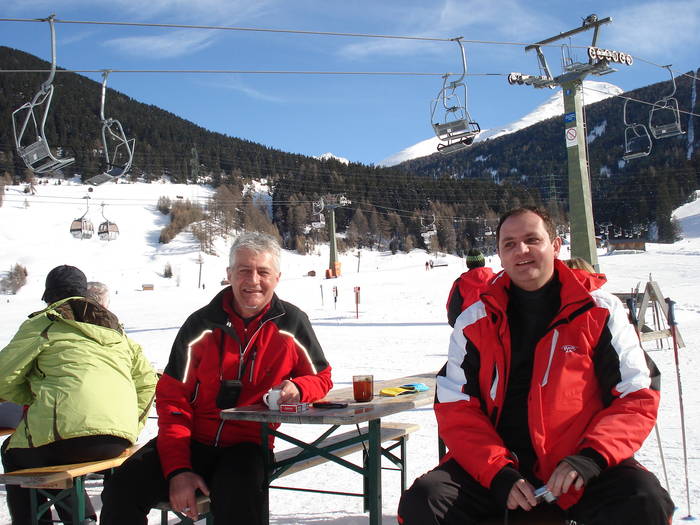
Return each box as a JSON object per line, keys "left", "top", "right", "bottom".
{"left": 1, "top": 0, "right": 699, "bottom": 165}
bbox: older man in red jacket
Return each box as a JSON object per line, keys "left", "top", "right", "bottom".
{"left": 399, "top": 207, "right": 673, "bottom": 525}
{"left": 102, "top": 232, "right": 332, "bottom": 525}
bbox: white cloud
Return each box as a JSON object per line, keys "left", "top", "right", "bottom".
{"left": 104, "top": 30, "right": 216, "bottom": 59}
{"left": 337, "top": 0, "right": 560, "bottom": 60}
{"left": 605, "top": 1, "right": 700, "bottom": 60}
{"left": 194, "top": 79, "right": 284, "bottom": 103}
{"left": 11, "top": 0, "right": 281, "bottom": 59}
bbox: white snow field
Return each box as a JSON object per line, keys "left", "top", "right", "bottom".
{"left": 0, "top": 181, "right": 698, "bottom": 524}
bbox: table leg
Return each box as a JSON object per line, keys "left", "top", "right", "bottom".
{"left": 262, "top": 424, "right": 271, "bottom": 525}
{"left": 367, "top": 419, "right": 381, "bottom": 525}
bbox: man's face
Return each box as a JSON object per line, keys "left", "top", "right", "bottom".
{"left": 226, "top": 248, "right": 280, "bottom": 317}
{"left": 497, "top": 211, "right": 561, "bottom": 291}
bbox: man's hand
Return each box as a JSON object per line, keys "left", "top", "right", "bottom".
{"left": 506, "top": 478, "right": 538, "bottom": 510}
{"left": 546, "top": 461, "right": 584, "bottom": 498}
{"left": 276, "top": 379, "right": 301, "bottom": 404}
{"left": 169, "top": 471, "right": 210, "bottom": 521}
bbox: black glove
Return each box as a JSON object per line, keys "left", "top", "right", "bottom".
{"left": 561, "top": 448, "right": 607, "bottom": 485}
{"left": 490, "top": 466, "right": 524, "bottom": 509}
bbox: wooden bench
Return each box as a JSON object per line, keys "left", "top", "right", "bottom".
{"left": 0, "top": 445, "right": 141, "bottom": 525}
{"left": 156, "top": 422, "right": 419, "bottom": 524}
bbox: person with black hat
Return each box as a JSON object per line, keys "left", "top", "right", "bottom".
{"left": 445, "top": 249, "right": 495, "bottom": 327}
{"left": 0, "top": 265, "right": 157, "bottom": 524}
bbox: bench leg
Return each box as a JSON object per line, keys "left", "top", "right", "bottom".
{"left": 28, "top": 485, "right": 90, "bottom": 525}
{"left": 72, "top": 476, "right": 87, "bottom": 523}
{"left": 29, "top": 488, "right": 39, "bottom": 525}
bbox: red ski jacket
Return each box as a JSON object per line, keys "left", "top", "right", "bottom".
{"left": 156, "top": 288, "right": 332, "bottom": 479}
{"left": 435, "top": 260, "right": 660, "bottom": 508}
{"left": 446, "top": 266, "right": 496, "bottom": 327}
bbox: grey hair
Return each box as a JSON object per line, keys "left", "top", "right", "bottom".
{"left": 86, "top": 281, "right": 110, "bottom": 308}
{"left": 229, "top": 232, "right": 281, "bottom": 273}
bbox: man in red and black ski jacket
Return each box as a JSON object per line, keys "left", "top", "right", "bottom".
{"left": 399, "top": 207, "right": 674, "bottom": 525}
{"left": 102, "top": 232, "right": 332, "bottom": 525}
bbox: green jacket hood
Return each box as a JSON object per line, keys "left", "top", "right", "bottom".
{"left": 33, "top": 297, "right": 124, "bottom": 346}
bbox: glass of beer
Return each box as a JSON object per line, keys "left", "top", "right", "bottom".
{"left": 353, "top": 374, "right": 374, "bottom": 402}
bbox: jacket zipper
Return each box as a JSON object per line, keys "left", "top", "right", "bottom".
{"left": 540, "top": 329, "right": 559, "bottom": 387}
{"left": 214, "top": 312, "right": 283, "bottom": 447}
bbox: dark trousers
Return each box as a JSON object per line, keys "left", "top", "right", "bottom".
{"left": 100, "top": 438, "right": 267, "bottom": 525}
{"left": 398, "top": 458, "right": 675, "bottom": 525}
{"left": 1, "top": 435, "right": 130, "bottom": 525}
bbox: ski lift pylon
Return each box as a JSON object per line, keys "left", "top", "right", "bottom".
{"left": 70, "top": 195, "right": 94, "bottom": 240}
{"left": 99, "top": 70, "right": 136, "bottom": 179}
{"left": 648, "top": 66, "right": 685, "bottom": 139}
{"left": 11, "top": 15, "right": 75, "bottom": 175}
{"left": 98, "top": 202, "right": 119, "bottom": 241}
{"left": 430, "top": 38, "right": 480, "bottom": 154}
{"left": 622, "top": 98, "right": 652, "bottom": 161}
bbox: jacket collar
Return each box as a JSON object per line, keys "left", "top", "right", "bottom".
{"left": 481, "top": 259, "right": 606, "bottom": 319}
{"left": 202, "top": 287, "right": 286, "bottom": 325}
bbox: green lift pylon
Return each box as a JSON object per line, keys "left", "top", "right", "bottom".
{"left": 508, "top": 15, "right": 633, "bottom": 270}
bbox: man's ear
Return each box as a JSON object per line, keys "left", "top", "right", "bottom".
{"left": 552, "top": 237, "right": 563, "bottom": 257}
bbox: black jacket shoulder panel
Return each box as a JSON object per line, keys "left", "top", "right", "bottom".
{"left": 164, "top": 289, "right": 229, "bottom": 381}
{"left": 271, "top": 296, "right": 329, "bottom": 372}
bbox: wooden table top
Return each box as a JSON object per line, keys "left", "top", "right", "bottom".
{"left": 221, "top": 372, "right": 436, "bottom": 425}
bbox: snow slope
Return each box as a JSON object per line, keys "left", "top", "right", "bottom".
{"left": 379, "top": 81, "right": 623, "bottom": 167}
{"left": 0, "top": 181, "right": 698, "bottom": 524}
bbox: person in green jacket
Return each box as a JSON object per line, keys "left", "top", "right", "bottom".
{"left": 0, "top": 265, "right": 158, "bottom": 525}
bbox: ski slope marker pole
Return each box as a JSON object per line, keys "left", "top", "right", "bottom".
{"left": 627, "top": 297, "right": 670, "bottom": 493}
{"left": 665, "top": 298, "right": 694, "bottom": 521}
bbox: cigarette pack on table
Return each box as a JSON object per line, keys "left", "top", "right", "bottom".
{"left": 279, "top": 402, "right": 309, "bottom": 413}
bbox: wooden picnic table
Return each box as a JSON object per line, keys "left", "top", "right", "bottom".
{"left": 221, "top": 371, "right": 436, "bottom": 525}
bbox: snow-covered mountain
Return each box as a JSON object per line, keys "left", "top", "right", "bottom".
{"left": 314, "top": 152, "right": 350, "bottom": 165}
{"left": 379, "top": 81, "right": 623, "bottom": 167}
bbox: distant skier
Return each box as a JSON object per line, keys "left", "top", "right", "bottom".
{"left": 445, "top": 248, "right": 495, "bottom": 327}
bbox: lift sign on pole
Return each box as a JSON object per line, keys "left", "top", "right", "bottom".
{"left": 354, "top": 286, "right": 361, "bottom": 319}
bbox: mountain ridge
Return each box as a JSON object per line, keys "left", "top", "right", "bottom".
{"left": 379, "top": 81, "right": 623, "bottom": 167}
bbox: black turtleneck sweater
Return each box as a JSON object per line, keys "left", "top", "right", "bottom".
{"left": 496, "top": 274, "right": 561, "bottom": 479}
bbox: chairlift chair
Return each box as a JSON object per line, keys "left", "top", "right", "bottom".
{"left": 99, "top": 71, "right": 136, "bottom": 178}
{"left": 648, "top": 66, "right": 685, "bottom": 139}
{"left": 622, "top": 98, "right": 652, "bottom": 161}
{"left": 11, "top": 15, "right": 75, "bottom": 175}
{"left": 430, "top": 38, "right": 480, "bottom": 154}
{"left": 69, "top": 195, "right": 94, "bottom": 239}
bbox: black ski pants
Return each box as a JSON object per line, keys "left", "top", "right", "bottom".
{"left": 398, "top": 457, "right": 674, "bottom": 525}
{"left": 100, "top": 438, "right": 267, "bottom": 525}
{"left": 1, "top": 434, "right": 130, "bottom": 525}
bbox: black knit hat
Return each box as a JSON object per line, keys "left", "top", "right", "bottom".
{"left": 41, "top": 265, "right": 87, "bottom": 304}
{"left": 466, "top": 249, "right": 485, "bottom": 269}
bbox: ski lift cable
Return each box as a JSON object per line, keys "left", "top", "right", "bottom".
{"left": 632, "top": 55, "right": 700, "bottom": 82}
{"left": 0, "top": 68, "right": 504, "bottom": 77}
{"left": 0, "top": 16, "right": 617, "bottom": 49}
{"left": 582, "top": 85, "right": 700, "bottom": 119}
{"left": 2, "top": 16, "right": 696, "bottom": 82}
